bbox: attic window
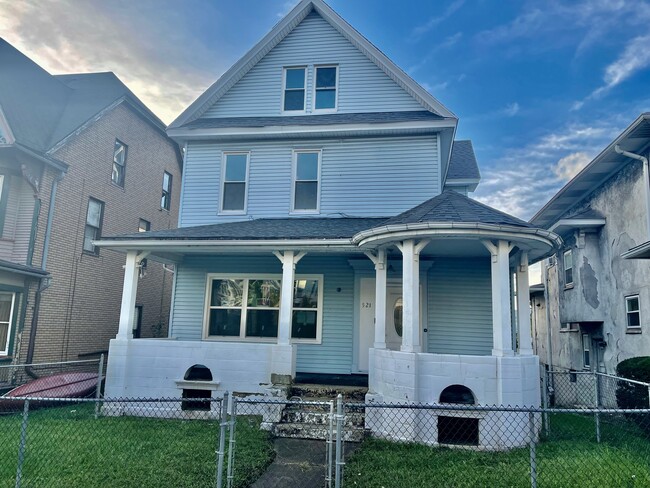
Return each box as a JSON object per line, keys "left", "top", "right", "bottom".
{"left": 283, "top": 67, "right": 306, "bottom": 112}
{"left": 314, "top": 66, "right": 337, "bottom": 111}
{"left": 112, "top": 140, "right": 127, "bottom": 187}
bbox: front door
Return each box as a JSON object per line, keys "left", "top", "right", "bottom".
{"left": 386, "top": 286, "right": 403, "bottom": 351}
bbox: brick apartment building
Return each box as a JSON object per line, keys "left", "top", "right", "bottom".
{"left": 0, "top": 39, "right": 181, "bottom": 375}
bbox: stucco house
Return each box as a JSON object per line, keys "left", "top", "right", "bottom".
{"left": 0, "top": 39, "right": 181, "bottom": 383}
{"left": 530, "top": 113, "right": 650, "bottom": 375}
{"left": 99, "top": 0, "right": 560, "bottom": 446}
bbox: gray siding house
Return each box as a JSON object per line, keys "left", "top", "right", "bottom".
{"left": 99, "top": 0, "right": 559, "bottom": 447}
{"left": 530, "top": 113, "right": 650, "bottom": 375}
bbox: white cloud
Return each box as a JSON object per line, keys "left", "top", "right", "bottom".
{"left": 553, "top": 152, "right": 591, "bottom": 180}
{"left": 503, "top": 102, "right": 520, "bottom": 117}
{"left": 410, "top": 0, "right": 465, "bottom": 41}
{"left": 0, "top": 0, "right": 228, "bottom": 123}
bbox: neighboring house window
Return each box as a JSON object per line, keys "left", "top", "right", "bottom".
{"left": 283, "top": 67, "right": 306, "bottom": 112}
{"left": 0, "top": 292, "right": 15, "bottom": 356}
{"left": 112, "top": 140, "right": 127, "bottom": 187}
{"left": 626, "top": 295, "right": 641, "bottom": 329}
{"left": 292, "top": 150, "right": 321, "bottom": 212}
{"left": 83, "top": 198, "right": 104, "bottom": 254}
{"left": 314, "top": 66, "right": 337, "bottom": 111}
{"left": 161, "top": 171, "right": 172, "bottom": 210}
{"left": 138, "top": 219, "right": 150, "bottom": 270}
{"left": 582, "top": 333, "right": 591, "bottom": 369}
{"left": 133, "top": 305, "right": 143, "bottom": 339}
{"left": 563, "top": 249, "right": 573, "bottom": 286}
{"left": 0, "top": 174, "right": 9, "bottom": 236}
{"left": 205, "top": 274, "right": 323, "bottom": 343}
{"left": 221, "top": 152, "right": 249, "bottom": 213}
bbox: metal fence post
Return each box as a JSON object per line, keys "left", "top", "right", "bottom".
{"left": 334, "top": 394, "right": 344, "bottom": 488}
{"left": 594, "top": 373, "right": 601, "bottom": 443}
{"left": 528, "top": 410, "right": 537, "bottom": 488}
{"left": 94, "top": 354, "right": 105, "bottom": 420}
{"left": 216, "top": 392, "right": 229, "bottom": 488}
{"left": 15, "top": 399, "right": 30, "bottom": 488}
{"left": 226, "top": 395, "right": 237, "bottom": 488}
{"left": 326, "top": 399, "right": 334, "bottom": 487}
{"left": 541, "top": 370, "right": 549, "bottom": 437}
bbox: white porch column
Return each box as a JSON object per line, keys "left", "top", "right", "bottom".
{"left": 482, "top": 239, "right": 514, "bottom": 357}
{"left": 274, "top": 250, "right": 307, "bottom": 345}
{"left": 397, "top": 240, "right": 429, "bottom": 353}
{"left": 117, "top": 250, "right": 148, "bottom": 340}
{"left": 516, "top": 251, "right": 534, "bottom": 355}
{"left": 365, "top": 249, "right": 387, "bottom": 349}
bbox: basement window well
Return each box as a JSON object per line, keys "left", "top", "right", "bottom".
{"left": 176, "top": 365, "right": 219, "bottom": 411}
{"left": 438, "top": 385, "right": 479, "bottom": 446}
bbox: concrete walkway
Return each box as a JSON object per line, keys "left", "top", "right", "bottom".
{"left": 251, "top": 438, "right": 358, "bottom": 488}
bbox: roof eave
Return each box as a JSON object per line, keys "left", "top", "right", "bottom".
{"left": 621, "top": 241, "right": 650, "bottom": 259}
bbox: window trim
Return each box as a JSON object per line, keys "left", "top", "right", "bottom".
{"left": 111, "top": 139, "right": 127, "bottom": 188}
{"left": 219, "top": 151, "right": 250, "bottom": 215}
{"left": 625, "top": 294, "right": 641, "bottom": 330}
{"left": 83, "top": 197, "right": 104, "bottom": 255}
{"left": 312, "top": 65, "right": 339, "bottom": 113}
{"left": 161, "top": 171, "right": 173, "bottom": 211}
{"left": 291, "top": 149, "right": 321, "bottom": 214}
{"left": 0, "top": 292, "right": 16, "bottom": 356}
{"left": 202, "top": 273, "right": 324, "bottom": 344}
{"left": 563, "top": 249, "right": 573, "bottom": 288}
{"left": 282, "top": 66, "right": 307, "bottom": 114}
{"left": 582, "top": 333, "right": 591, "bottom": 370}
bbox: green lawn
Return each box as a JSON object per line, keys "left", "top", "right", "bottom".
{"left": 0, "top": 403, "right": 274, "bottom": 488}
{"left": 345, "top": 413, "right": 650, "bottom": 488}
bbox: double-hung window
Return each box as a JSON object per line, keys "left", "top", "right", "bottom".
{"left": 314, "top": 66, "right": 337, "bottom": 111}
{"left": 83, "top": 198, "right": 104, "bottom": 254}
{"left": 582, "top": 333, "right": 591, "bottom": 369}
{"left": 283, "top": 67, "right": 306, "bottom": 112}
{"left": 161, "top": 171, "right": 172, "bottom": 210}
{"left": 563, "top": 249, "right": 573, "bottom": 287}
{"left": 205, "top": 275, "right": 323, "bottom": 342}
{"left": 0, "top": 292, "right": 15, "bottom": 356}
{"left": 292, "top": 150, "right": 320, "bottom": 212}
{"left": 112, "top": 140, "right": 127, "bottom": 187}
{"left": 221, "top": 152, "right": 249, "bottom": 213}
{"left": 626, "top": 295, "right": 641, "bottom": 329}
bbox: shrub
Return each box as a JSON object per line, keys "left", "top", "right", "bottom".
{"left": 616, "top": 357, "right": 650, "bottom": 435}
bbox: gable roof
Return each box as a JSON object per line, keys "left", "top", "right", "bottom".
{"left": 381, "top": 189, "right": 532, "bottom": 228}
{"left": 0, "top": 39, "right": 167, "bottom": 155}
{"left": 531, "top": 113, "right": 650, "bottom": 229}
{"left": 169, "top": 0, "right": 457, "bottom": 129}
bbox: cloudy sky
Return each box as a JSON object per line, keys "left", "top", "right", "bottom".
{"left": 2, "top": 0, "right": 649, "bottom": 219}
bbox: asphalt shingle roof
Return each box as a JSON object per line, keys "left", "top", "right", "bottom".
{"left": 447, "top": 140, "right": 480, "bottom": 180}
{"left": 380, "top": 189, "right": 533, "bottom": 228}
{"left": 108, "top": 217, "right": 389, "bottom": 241}
{"left": 183, "top": 111, "right": 442, "bottom": 130}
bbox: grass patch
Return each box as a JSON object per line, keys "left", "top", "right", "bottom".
{"left": 345, "top": 413, "right": 650, "bottom": 488}
{"left": 0, "top": 403, "right": 274, "bottom": 488}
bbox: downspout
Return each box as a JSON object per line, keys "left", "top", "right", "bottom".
{"left": 543, "top": 260, "right": 553, "bottom": 370}
{"left": 614, "top": 145, "right": 650, "bottom": 239}
{"left": 25, "top": 171, "right": 64, "bottom": 376}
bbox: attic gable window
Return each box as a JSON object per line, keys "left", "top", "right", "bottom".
{"left": 314, "top": 66, "right": 337, "bottom": 111}
{"left": 283, "top": 67, "right": 306, "bottom": 112}
{"left": 112, "top": 140, "right": 127, "bottom": 187}
{"left": 292, "top": 150, "right": 320, "bottom": 213}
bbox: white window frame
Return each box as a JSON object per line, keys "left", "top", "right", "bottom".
{"left": 291, "top": 149, "right": 321, "bottom": 214}
{"left": 202, "top": 273, "right": 323, "bottom": 344}
{"left": 0, "top": 292, "right": 16, "bottom": 356}
{"left": 111, "top": 139, "right": 127, "bottom": 188}
{"left": 563, "top": 249, "right": 573, "bottom": 288}
{"left": 312, "top": 65, "right": 339, "bottom": 113}
{"left": 582, "top": 333, "right": 591, "bottom": 369}
{"left": 219, "top": 151, "right": 250, "bottom": 215}
{"left": 282, "top": 66, "right": 307, "bottom": 114}
{"left": 625, "top": 294, "right": 641, "bottom": 329}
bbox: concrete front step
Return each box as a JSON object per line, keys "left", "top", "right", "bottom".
{"left": 272, "top": 422, "right": 366, "bottom": 442}
{"left": 289, "top": 384, "right": 368, "bottom": 402}
{"left": 281, "top": 409, "right": 365, "bottom": 428}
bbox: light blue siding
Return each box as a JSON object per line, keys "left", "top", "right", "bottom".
{"left": 427, "top": 258, "right": 493, "bottom": 355}
{"left": 170, "top": 254, "right": 355, "bottom": 374}
{"left": 203, "top": 11, "right": 424, "bottom": 117}
{"left": 180, "top": 136, "right": 439, "bottom": 226}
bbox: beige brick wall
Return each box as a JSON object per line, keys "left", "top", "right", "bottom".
{"left": 18, "top": 102, "right": 181, "bottom": 363}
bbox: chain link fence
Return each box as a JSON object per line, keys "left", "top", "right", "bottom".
{"left": 1, "top": 392, "right": 650, "bottom": 487}
{"left": 0, "top": 358, "right": 103, "bottom": 395}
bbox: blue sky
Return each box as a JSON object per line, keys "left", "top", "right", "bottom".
{"left": 2, "top": 0, "right": 649, "bottom": 219}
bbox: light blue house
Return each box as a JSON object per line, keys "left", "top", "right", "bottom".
{"left": 100, "top": 0, "right": 560, "bottom": 445}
